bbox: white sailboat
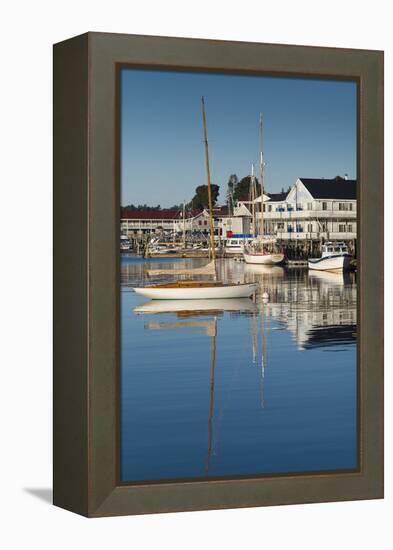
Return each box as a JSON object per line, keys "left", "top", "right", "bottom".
{"left": 133, "top": 97, "right": 258, "bottom": 300}
{"left": 243, "top": 114, "right": 285, "bottom": 266}
{"left": 133, "top": 280, "right": 257, "bottom": 300}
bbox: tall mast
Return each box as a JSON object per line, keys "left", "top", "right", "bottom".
{"left": 251, "top": 164, "right": 256, "bottom": 238}
{"left": 201, "top": 97, "right": 216, "bottom": 264}
{"left": 259, "top": 113, "right": 265, "bottom": 241}
{"left": 182, "top": 200, "right": 186, "bottom": 249}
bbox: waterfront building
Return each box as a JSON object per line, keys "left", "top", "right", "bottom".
{"left": 121, "top": 176, "right": 356, "bottom": 246}
{"left": 120, "top": 206, "right": 232, "bottom": 238}
{"left": 236, "top": 176, "right": 356, "bottom": 243}
{"left": 120, "top": 209, "right": 181, "bottom": 236}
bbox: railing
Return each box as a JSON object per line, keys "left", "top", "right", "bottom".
{"left": 275, "top": 231, "right": 356, "bottom": 240}
{"left": 262, "top": 209, "right": 356, "bottom": 220}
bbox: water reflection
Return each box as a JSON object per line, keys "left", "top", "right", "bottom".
{"left": 131, "top": 262, "right": 357, "bottom": 351}
{"left": 134, "top": 298, "right": 258, "bottom": 316}
{"left": 121, "top": 257, "right": 357, "bottom": 482}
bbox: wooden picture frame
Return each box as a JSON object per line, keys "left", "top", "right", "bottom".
{"left": 53, "top": 32, "right": 383, "bottom": 517}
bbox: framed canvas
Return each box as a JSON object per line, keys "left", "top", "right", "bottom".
{"left": 53, "top": 32, "right": 384, "bottom": 517}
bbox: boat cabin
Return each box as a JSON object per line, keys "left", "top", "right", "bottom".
{"left": 321, "top": 242, "right": 349, "bottom": 258}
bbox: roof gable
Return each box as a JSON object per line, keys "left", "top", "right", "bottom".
{"left": 234, "top": 203, "right": 252, "bottom": 217}
{"left": 286, "top": 179, "right": 314, "bottom": 203}
{"left": 299, "top": 177, "right": 356, "bottom": 200}
{"left": 266, "top": 191, "right": 288, "bottom": 202}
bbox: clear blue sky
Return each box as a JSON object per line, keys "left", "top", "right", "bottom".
{"left": 120, "top": 69, "right": 357, "bottom": 208}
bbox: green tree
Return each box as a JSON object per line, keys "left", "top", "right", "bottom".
{"left": 122, "top": 204, "right": 162, "bottom": 211}
{"left": 189, "top": 184, "right": 220, "bottom": 210}
{"left": 226, "top": 174, "right": 238, "bottom": 212}
{"left": 233, "top": 176, "right": 261, "bottom": 202}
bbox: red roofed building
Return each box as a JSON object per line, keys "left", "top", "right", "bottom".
{"left": 120, "top": 206, "right": 238, "bottom": 237}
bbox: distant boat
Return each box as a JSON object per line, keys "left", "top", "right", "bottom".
{"left": 308, "top": 242, "right": 352, "bottom": 272}
{"left": 120, "top": 234, "right": 131, "bottom": 251}
{"left": 244, "top": 244, "right": 285, "bottom": 266}
{"left": 133, "top": 97, "right": 257, "bottom": 300}
{"left": 224, "top": 236, "right": 254, "bottom": 255}
{"left": 243, "top": 114, "right": 284, "bottom": 266}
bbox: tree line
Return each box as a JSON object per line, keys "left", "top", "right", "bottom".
{"left": 122, "top": 173, "right": 288, "bottom": 211}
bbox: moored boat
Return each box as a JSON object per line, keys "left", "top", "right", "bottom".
{"left": 133, "top": 96, "right": 258, "bottom": 300}
{"left": 133, "top": 280, "right": 257, "bottom": 300}
{"left": 242, "top": 114, "right": 285, "bottom": 266}
{"left": 224, "top": 236, "right": 253, "bottom": 255}
{"left": 120, "top": 234, "right": 131, "bottom": 251}
{"left": 244, "top": 248, "right": 285, "bottom": 265}
{"left": 308, "top": 242, "right": 352, "bottom": 272}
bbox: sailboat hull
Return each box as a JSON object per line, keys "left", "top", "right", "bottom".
{"left": 243, "top": 252, "right": 285, "bottom": 265}
{"left": 133, "top": 282, "right": 258, "bottom": 300}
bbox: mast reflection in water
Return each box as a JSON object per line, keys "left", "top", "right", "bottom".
{"left": 120, "top": 256, "right": 357, "bottom": 482}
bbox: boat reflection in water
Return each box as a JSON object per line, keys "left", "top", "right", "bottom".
{"left": 121, "top": 257, "right": 357, "bottom": 482}
{"left": 142, "top": 315, "right": 218, "bottom": 476}
{"left": 134, "top": 298, "right": 258, "bottom": 316}
{"left": 133, "top": 296, "right": 265, "bottom": 476}
{"left": 243, "top": 264, "right": 356, "bottom": 351}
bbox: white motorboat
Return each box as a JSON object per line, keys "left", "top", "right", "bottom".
{"left": 224, "top": 237, "right": 253, "bottom": 255}
{"left": 120, "top": 235, "right": 131, "bottom": 251}
{"left": 308, "top": 242, "right": 352, "bottom": 272}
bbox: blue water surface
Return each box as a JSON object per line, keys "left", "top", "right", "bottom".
{"left": 120, "top": 256, "right": 357, "bottom": 482}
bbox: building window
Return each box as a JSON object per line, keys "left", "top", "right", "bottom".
{"left": 339, "top": 202, "right": 350, "bottom": 211}
{"left": 307, "top": 223, "right": 313, "bottom": 232}
{"left": 268, "top": 205, "right": 272, "bottom": 212}
{"left": 322, "top": 202, "right": 327, "bottom": 210}
{"left": 349, "top": 203, "right": 353, "bottom": 211}
{"left": 347, "top": 224, "right": 353, "bottom": 233}
{"left": 307, "top": 202, "right": 313, "bottom": 210}
{"left": 339, "top": 224, "right": 346, "bottom": 232}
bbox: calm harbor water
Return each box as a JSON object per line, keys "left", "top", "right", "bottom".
{"left": 120, "top": 255, "right": 357, "bottom": 483}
